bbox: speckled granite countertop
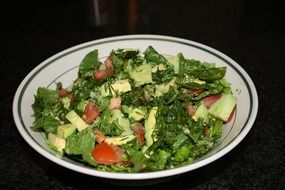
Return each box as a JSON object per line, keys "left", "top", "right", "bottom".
{"left": 1, "top": 0, "right": 284, "bottom": 189}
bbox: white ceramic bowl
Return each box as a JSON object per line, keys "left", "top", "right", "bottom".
{"left": 13, "top": 35, "right": 258, "bottom": 181}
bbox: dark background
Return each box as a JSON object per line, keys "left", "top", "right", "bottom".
{"left": 1, "top": 0, "right": 285, "bottom": 189}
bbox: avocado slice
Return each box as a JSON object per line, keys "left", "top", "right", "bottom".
{"left": 154, "top": 78, "right": 176, "bottom": 97}
{"left": 129, "top": 64, "right": 153, "bottom": 86}
{"left": 65, "top": 110, "right": 89, "bottom": 131}
{"left": 47, "top": 133, "right": 66, "bottom": 152}
{"left": 57, "top": 123, "right": 76, "bottom": 139}
{"left": 111, "top": 79, "right": 132, "bottom": 94}
{"left": 104, "top": 135, "right": 136, "bottom": 145}
{"left": 151, "top": 63, "right": 167, "bottom": 73}
{"left": 100, "top": 79, "right": 132, "bottom": 97}
{"left": 127, "top": 107, "right": 146, "bottom": 121}
{"left": 144, "top": 107, "right": 158, "bottom": 149}
{"left": 192, "top": 103, "right": 209, "bottom": 123}
{"left": 166, "top": 55, "right": 180, "bottom": 73}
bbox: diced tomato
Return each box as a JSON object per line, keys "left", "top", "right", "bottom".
{"left": 94, "top": 129, "right": 105, "bottom": 144}
{"left": 93, "top": 69, "right": 109, "bottom": 81}
{"left": 83, "top": 102, "right": 100, "bottom": 124}
{"left": 92, "top": 142, "right": 122, "bottom": 165}
{"left": 109, "top": 97, "right": 121, "bottom": 110}
{"left": 226, "top": 105, "right": 236, "bottom": 123}
{"left": 132, "top": 122, "right": 144, "bottom": 145}
{"left": 113, "top": 146, "right": 123, "bottom": 161}
{"left": 203, "top": 127, "right": 210, "bottom": 137}
{"left": 187, "top": 102, "right": 196, "bottom": 116}
{"left": 202, "top": 94, "right": 222, "bottom": 108}
{"left": 58, "top": 88, "right": 68, "bottom": 97}
{"left": 104, "top": 57, "right": 114, "bottom": 74}
{"left": 187, "top": 88, "right": 203, "bottom": 95}
{"left": 58, "top": 88, "right": 74, "bottom": 101}
{"left": 66, "top": 93, "right": 74, "bottom": 102}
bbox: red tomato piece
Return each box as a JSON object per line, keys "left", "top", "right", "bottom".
{"left": 109, "top": 97, "right": 122, "bottom": 110}
{"left": 83, "top": 102, "right": 100, "bottom": 124}
{"left": 93, "top": 70, "right": 109, "bottom": 81}
{"left": 132, "top": 122, "right": 144, "bottom": 145}
{"left": 187, "top": 102, "right": 196, "bottom": 116}
{"left": 187, "top": 88, "right": 203, "bottom": 95}
{"left": 58, "top": 88, "right": 68, "bottom": 97}
{"left": 202, "top": 94, "right": 222, "bottom": 108}
{"left": 113, "top": 146, "right": 123, "bottom": 162}
{"left": 92, "top": 142, "right": 122, "bottom": 165}
{"left": 66, "top": 93, "right": 74, "bottom": 102}
{"left": 104, "top": 57, "right": 114, "bottom": 74}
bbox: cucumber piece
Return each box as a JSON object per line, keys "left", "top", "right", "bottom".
{"left": 208, "top": 94, "right": 237, "bottom": 122}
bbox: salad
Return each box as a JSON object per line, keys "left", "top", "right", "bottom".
{"left": 32, "top": 46, "right": 236, "bottom": 172}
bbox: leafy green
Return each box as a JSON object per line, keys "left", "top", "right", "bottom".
{"left": 78, "top": 49, "right": 100, "bottom": 78}
{"left": 65, "top": 127, "right": 95, "bottom": 155}
{"left": 32, "top": 115, "right": 60, "bottom": 133}
{"left": 146, "top": 150, "right": 170, "bottom": 171}
{"left": 31, "top": 87, "right": 64, "bottom": 133}
{"left": 172, "top": 133, "right": 189, "bottom": 150}
{"left": 111, "top": 49, "right": 143, "bottom": 69}
{"left": 32, "top": 88, "right": 59, "bottom": 117}
{"left": 125, "top": 147, "right": 146, "bottom": 172}
{"left": 72, "top": 78, "right": 96, "bottom": 101}
{"left": 42, "top": 116, "right": 60, "bottom": 133}
{"left": 178, "top": 53, "right": 226, "bottom": 81}
{"left": 93, "top": 109, "right": 124, "bottom": 136}
{"left": 144, "top": 46, "right": 168, "bottom": 65}
{"left": 174, "top": 146, "right": 191, "bottom": 162}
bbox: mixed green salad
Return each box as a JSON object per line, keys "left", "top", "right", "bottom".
{"left": 32, "top": 46, "right": 236, "bottom": 172}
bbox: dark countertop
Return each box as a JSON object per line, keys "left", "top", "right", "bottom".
{"left": 1, "top": 0, "right": 285, "bottom": 189}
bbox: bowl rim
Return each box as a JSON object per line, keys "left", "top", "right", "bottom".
{"left": 12, "top": 34, "right": 258, "bottom": 180}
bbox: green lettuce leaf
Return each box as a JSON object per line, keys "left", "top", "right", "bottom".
{"left": 78, "top": 49, "right": 100, "bottom": 78}
{"left": 65, "top": 127, "right": 95, "bottom": 156}
{"left": 144, "top": 46, "right": 168, "bottom": 65}
{"left": 178, "top": 53, "right": 226, "bottom": 81}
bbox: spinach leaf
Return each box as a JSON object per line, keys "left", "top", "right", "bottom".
{"left": 31, "top": 87, "right": 62, "bottom": 133}
{"left": 42, "top": 116, "right": 60, "bottom": 133}
{"left": 144, "top": 46, "right": 168, "bottom": 65}
{"left": 110, "top": 53, "right": 125, "bottom": 74}
{"left": 72, "top": 78, "right": 96, "bottom": 101}
{"left": 32, "top": 87, "right": 58, "bottom": 115}
{"left": 78, "top": 49, "right": 100, "bottom": 78}
{"left": 111, "top": 49, "right": 143, "bottom": 68}
{"left": 112, "top": 49, "right": 140, "bottom": 60}
{"left": 65, "top": 127, "right": 95, "bottom": 155}
{"left": 178, "top": 53, "right": 226, "bottom": 81}
{"left": 32, "top": 115, "right": 60, "bottom": 133}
